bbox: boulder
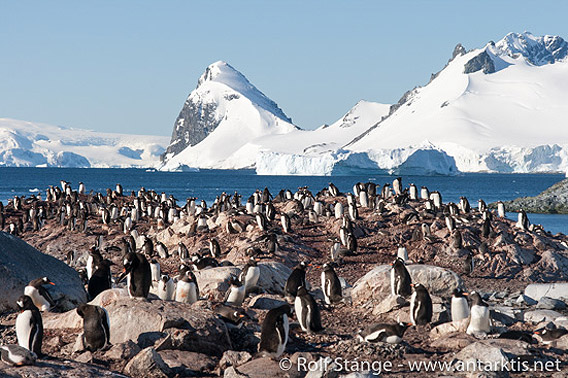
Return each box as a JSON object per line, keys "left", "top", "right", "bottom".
{"left": 46, "top": 296, "right": 232, "bottom": 356}
{"left": 430, "top": 318, "right": 469, "bottom": 338}
{"left": 522, "top": 251, "right": 568, "bottom": 282}
{"left": 453, "top": 339, "right": 531, "bottom": 372}
{"left": 125, "top": 347, "right": 171, "bottom": 378}
{"left": 219, "top": 350, "right": 253, "bottom": 370}
{"left": 352, "top": 264, "right": 464, "bottom": 305}
{"left": 525, "top": 282, "right": 568, "bottom": 302}
{"left": 227, "top": 357, "right": 302, "bottom": 378}
{"left": 249, "top": 294, "right": 288, "bottom": 310}
{"left": 104, "top": 340, "right": 141, "bottom": 361}
{"left": 523, "top": 309, "right": 563, "bottom": 323}
{"left": 0, "top": 231, "right": 87, "bottom": 312}
{"left": 0, "top": 359, "right": 125, "bottom": 377}
{"left": 536, "top": 297, "right": 567, "bottom": 310}
{"left": 158, "top": 350, "right": 217, "bottom": 375}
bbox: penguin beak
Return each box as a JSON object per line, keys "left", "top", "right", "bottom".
{"left": 238, "top": 314, "right": 245, "bottom": 318}
{"left": 462, "top": 292, "right": 469, "bottom": 296}
{"left": 406, "top": 322, "right": 413, "bottom": 326}
{"left": 48, "top": 282, "right": 55, "bottom": 285}
{"left": 410, "top": 283, "right": 414, "bottom": 287}
{"left": 534, "top": 331, "right": 541, "bottom": 335}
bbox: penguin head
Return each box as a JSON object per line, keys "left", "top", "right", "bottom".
{"left": 42, "top": 277, "right": 55, "bottom": 286}
{"left": 16, "top": 295, "right": 35, "bottom": 311}
{"left": 161, "top": 274, "right": 170, "bottom": 283}
{"left": 452, "top": 288, "right": 468, "bottom": 298}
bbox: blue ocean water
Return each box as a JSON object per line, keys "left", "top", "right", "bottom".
{"left": 0, "top": 168, "right": 566, "bottom": 234}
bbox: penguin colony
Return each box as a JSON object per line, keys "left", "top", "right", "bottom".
{"left": 0, "top": 177, "right": 565, "bottom": 371}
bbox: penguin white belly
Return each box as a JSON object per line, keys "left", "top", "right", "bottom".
{"left": 276, "top": 314, "right": 289, "bottom": 357}
{"left": 150, "top": 264, "right": 161, "bottom": 283}
{"left": 244, "top": 267, "right": 260, "bottom": 290}
{"left": 409, "top": 291, "right": 417, "bottom": 325}
{"left": 334, "top": 204, "right": 343, "bottom": 219}
{"left": 187, "top": 282, "right": 198, "bottom": 304}
{"left": 16, "top": 311, "right": 33, "bottom": 350}
{"left": 384, "top": 335, "right": 402, "bottom": 344}
{"left": 397, "top": 247, "right": 408, "bottom": 262}
{"left": 321, "top": 272, "right": 330, "bottom": 305}
{"left": 86, "top": 255, "right": 94, "bottom": 279}
{"left": 364, "top": 329, "right": 385, "bottom": 342}
{"left": 126, "top": 274, "right": 133, "bottom": 298}
{"left": 295, "top": 297, "right": 309, "bottom": 331}
{"left": 466, "top": 305, "right": 491, "bottom": 334}
{"left": 451, "top": 297, "right": 470, "bottom": 322}
{"left": 226, "top": 286, "right": 245, "bottom": 305}
{"left": 175, "top": 281, "right": 190, "bottom": 303}
{"left": 24, "top": 287, "right": 50, "bottom": 312}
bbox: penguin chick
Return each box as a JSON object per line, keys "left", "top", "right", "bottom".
{"left": 76, "top": 304, "right": 110, "bottom": 352}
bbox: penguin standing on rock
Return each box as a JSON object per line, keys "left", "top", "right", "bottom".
{"left": 451, "top": 289, "right": 470, "bottom": 322}
{"left": 157, "top": 274, "right": 175, "bottom": 301}
{"left": 175, "top": 272, "right": 199, "bottom": 304}
{"left": 224, "top": 276, "right": 246, "bottom": 306}
{"left": 259, "top": 304, "right": 292, "bottom": 357}
{"left": 239, "top": 257, "right": 261, "bottom": 293}
{"left": 466, "top": 292, "right": 491, "bottom": 335}
{"left": 285, "top": 262, "right": 309, "bottom": 298}
{"left": 321, "top": 263, "right": 342, "bottom": 305}
{"left": 15, "top": 295, "right": 43, "bottom": 356}
{"left": 358, "top": 322, "right": 410, "bottom": 344}
{"left": 117, "top": 252, "right": 151, "bottom": 298}
{"left": 410, "top": 283, "right": 432, "bottom": 326}
{"left": 295, "top": 286, "right": 323, "bottom": 333}
{"left": 24, "top": 277, "right": 56, "bottom": 312}
{"left": 88, "top": 260, "right": 113, "bottom": 300}
{"left": 76, "top": 304, "right": 110, "bottom": 352}
{"left": 390, "top": 258, "right": 412, "bottom": 297}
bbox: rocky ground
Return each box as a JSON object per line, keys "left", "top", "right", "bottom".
{"left": 494, "top": 178, "right": 568, "bottom": 214}
{"left": 1, "top": 181, "right": 568, "bottom": 377}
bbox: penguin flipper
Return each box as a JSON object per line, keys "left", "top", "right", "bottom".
{"left": 39, "top": 286, "right": 56, "bottom": 307}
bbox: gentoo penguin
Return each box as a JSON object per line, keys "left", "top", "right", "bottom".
{"left": 334, "top": 201, "right": 343, "bottom": 219}
{"left": 357, "top": 322, "right": 410, "bottom": 344}
{"left": 464, "top": 251, "right": 474, "bottom": 276}
{"left": 157, "top": 274, "right": 175, "bottom": 301}
{"left": 420, "top": 186, "right": 430, "bottom": 200}
{"left": 445, "top": 215, "right": 455, "bottom": 233}
{"left": 259, "top": 304, "right": 292, "bottom": 357}
{"left": 409, "top": 184, "right": 418, "bottom": 200}
{"left": 15, "top": 295, "right": 43, "bottom": 356}
{"left": 76, "top": 304, "right": 110, "bottom": 352}
{"left": 150, "top": 259, "right": 161, "bottom": 283}
{"left": 0, "top": 345, "right": 37, "bottom": 366}
{"left": 117, "top": 252, "right": 151, "bottom": 298}
{"left": 156, "top": 241, "right": 169, "bottom": 259}
{"left": 295, "top": 286, "right": 323, "bottom": 333}
{"left": 329, "top": 183, "right": 340, "bottom": 197}
{"left": 321, "top": 263, "right": 342, "bottom": 305}
{"left": 466, "top": 291, "right": 491, "bottom": 335}
{"left": 285, "top": 261, "right": 309, "bottom": 298}
{"left": 175, "top": 272, "right": 198, "bottom": 304}
{"left": 451, "top": 289, "right": 470, "bottom": 322}
{"left": 239, "top": 257, "right": 261, "bottom": 292}
{"left": 215, "top": 304, "right": 246, "bottom": 325}
{"left": 87, "top": 246, "right": 103, "bottom": 280}
{"left": 410, "top": 283, "right": 432, "bottom": 326}
{"left": 390, "top": 258, "right": 412, "bottom": 297}
{"left": 24, "top": 277, "right": 56, "bottom": 312}
{"left": 393, "top": 177, "right": 402, "bottom": 196}
{"left": 534, "top": 328, "right": 568, "bottom": 345}
{"left": 517, "top": 209, "right": 530, "bottom": 231}
{"left": 329, "top": 237, "right": 343, "bottom": 262}
{"left": 88, "top": 260, "right": 113, "bottom": 300}
{"left": 224, "top": 276, "right": 246, "bottom": 306}
{"left": 209, "top": 238, "right": 221, "bottom": 258}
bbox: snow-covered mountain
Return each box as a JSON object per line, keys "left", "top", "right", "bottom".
{"left": 162, "top": 32, "right": 568, "bottom": 175}
{"left": 160, "top": 61, "right": 298, "bottom": 170}
{"left": 0, "top": 118, "right": 169, "bottom": 168}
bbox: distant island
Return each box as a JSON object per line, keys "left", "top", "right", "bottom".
{"left": 496, "top": 178, "right": 568, "bottom": 214}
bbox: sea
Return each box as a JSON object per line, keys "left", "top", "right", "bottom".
{"left": 0, "top": 167, "right": 566, "bottom": 234}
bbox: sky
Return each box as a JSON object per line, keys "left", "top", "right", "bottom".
{"left": 1, "top": 1, "right": 567, "bottom": 137}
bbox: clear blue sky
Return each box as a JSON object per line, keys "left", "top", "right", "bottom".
{"left": 1, "top": 1, "right": 567, "bottom": 136}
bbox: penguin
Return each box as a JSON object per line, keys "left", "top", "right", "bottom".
{"left": 239, "top": 257, "right": 261, "bottom": 293}
{"left": 117, "top": 252, "right": 151, "bottom": 298}
{"left": 157, "top": 274, "right": 175, "bottom": 301}
{"left": 464, "top": 251, "right": 474, "bottom": 276}
{"left": 224, "top": 276, "right": 246, "bottom": 306}
{"left": 175, "top": 272, "right": 198, "bottom": 304}
{"left": 209, "top": 238, "right": 221, "bottom": 258}
{"left": 357, "top": 322, "right": 410, "bottom": 344}
{"left": 88, "top": 260, "right": 113, "bottom": 300}
{"left": 284, "top": 261, "right": 309, "bottom": 298}
{"left": 334, "top": 201, "right": 343, "bottom": 219}
{"left": 445, "top": 215, "right": 455, "bottom": 233}
{"left": 295, "top": 286, "right": 324, "bottom": 333}
{"left": 321, "top": 263, "right": 342, "bottom": 305}
{"left": 420, "top": 186, "right": 430, "bottom": 200}
{"left": 0, "top": 345, "right": 37, "bottom": 366}
{"left": 390, "top": 258, "right": 412, "bottom": 297}
{"left": 534, "top": 328, "right": 568, "bottom": 345}
{"left": 410, "top": 283, "right": 432, "bottom": 326}
{"left": 329, "top": 237, "right": 343, "bottom": 262}
{"left": 466, "top": 291, "right": 491, "bottom": 335}
{"left": 409, "top": 184, "right": 418, "bottom": 200}
{"left": 459, "top": 196, "right": 471, "bottom": 213}
{"left": 280, "top": 213, "right": 291, "bottom": 233}
{"left": 328, "top": 183, "right": 339, "bottom": 197}
{"left": 451, "top": 288, "right": 470, "bottom": 322}
{"left": 258, "top": 304, "right": 292, "bottom": 357}
{"left": 76, "top": 304, "right": 110, "bottom": 352}
{"left": 86, "top": 246, "right": 103, "bottom": 280}
{"left": 156, "top": 242, "right": 169, "bottom": 259}
{"left": 517, "top": 210, "right": 530, "bottom": 231}
{"left": 215, "top": 305, "right": 246, "bottom": 325}
{"left": 15, "top": 295, "right": 43, "bottom": 356}
{"left": 150, "top": 259, "right": 161, "bottom": 283}
{"left": 24, "top": 277, "right": 56, "bottom": 312}
{"left": 393, "top": 177, "right": 402, "bottom": 196}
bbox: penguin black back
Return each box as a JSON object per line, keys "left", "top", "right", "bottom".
{"left": 88, "top": 259, "right": 113, "bottom": 300}
{"left": 285, "top": 262, "right": 308, "bottom": 297}
{"left": 391, "top": 258, "right": 412, "bottom": 297}
{"left": 259, "top": 304, "right": 292, "bottom": 357}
